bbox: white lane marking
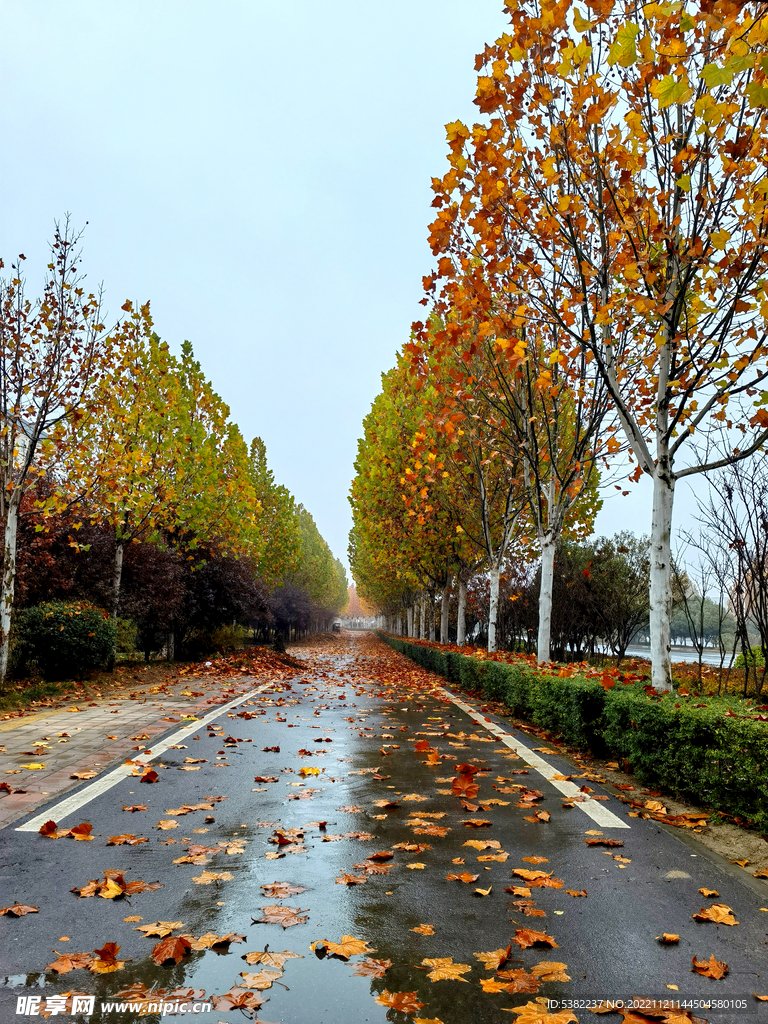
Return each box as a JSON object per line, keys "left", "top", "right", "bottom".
{"left": 436, "top": 686, "right": 631, "bottom": 829}
{"left": 16, "top": 683, "right": 274, "bottom": 832}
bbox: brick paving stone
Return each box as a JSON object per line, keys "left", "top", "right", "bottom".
{"left": 0, "top": 673, "right": 261, "bottom": 829}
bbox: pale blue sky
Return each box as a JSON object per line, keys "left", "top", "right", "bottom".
{"left": 1, "top": 0, "right": 693, "bottom": 571}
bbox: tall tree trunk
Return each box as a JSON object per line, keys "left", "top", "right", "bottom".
{"left": 457, "top": 579, "right": 467, "bottom": 646}
{"left": 440, "top": 578, "right": 451, "bottom": 643}
{"left": 407, "top": 604, "right": 414, "bottom": 638}
{"left": 537, "top": 536, "right": 556, "bottom": 663}
{"left": 427, "top": 592, "right": 435, "bottom": 641}
{"left": 0, "top": 497, "right": 19, "bottom": 689}
{"left": 488, "top": 563, "right": 500, "bottom": 652}
{"left": 112, "top": 540, "right": 124, "bottom": 619}
{"left": 419, "top": 596, "right": 426, "bottom": 639}
{"left": 649, "top": 467, "right": 675, "bottom": 691}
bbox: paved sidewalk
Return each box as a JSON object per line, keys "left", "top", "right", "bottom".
{"left": 0, "top": 662, "right": 289, "bottom": 829}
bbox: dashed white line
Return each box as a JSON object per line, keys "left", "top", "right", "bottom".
{"left": 16, "top": 683, "right": 274, "bottom": 832}
{"left": 436, "top": 685, "right": 631, "bottom": 829}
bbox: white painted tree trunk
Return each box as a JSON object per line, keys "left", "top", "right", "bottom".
{"left": 407, "top": 605, "right": 414, "bottom": 638}
{"left": 440, "top": 579, "right": 451, "bottom": 643}
{"left": 427, "top": 594, "right": 435, "bottom": 641}
{"left": 419, "top": 596, "right": 426, "bottom": 640}
{"left": 457, "top": 579, "right": 467, "bottom": 646}
{"left": 0, "top": 499, "right": 19, "bottom": 687}
{"left": 537, "top": 537, "right": 556, "bottom": 663}
{"left": 488, "top": 563, "right": 500, "bottom": 652}
{"left": 649, "top": 468, "right": 675, "bottom": 691}
{"left": 112, "top": 541, "right": 124, "bottom": 619}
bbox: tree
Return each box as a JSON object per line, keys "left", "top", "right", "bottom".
{"left": 350, "top": 360, "right": 467, "bottom": 636}
{"left": 423, "top": 0, "right": 768, "bottom": 689}
{"left": 248, "top": 437, "right": 300, "bottom": 586}
{"left": 0, "top": 223, "right": 112, "bottom": 687}
{"left": 695, "top": 456, "right": 768, "bottom": 695}
{"left": 410, "top": 320, "right": 604, "bottom": 656}
{"left": 60, "top": 304, "right": 185, "bottom": 615}
{"left": 590, "top": 532, "right": 650, "bottom": 665}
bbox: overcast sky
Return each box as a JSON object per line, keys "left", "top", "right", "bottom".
{"left": 1, "top": 0, "right": 699, "bottom": 574}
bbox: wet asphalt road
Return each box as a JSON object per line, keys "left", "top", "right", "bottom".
{"left": 0, "top": 632, "right": 766, "bottom": 1024}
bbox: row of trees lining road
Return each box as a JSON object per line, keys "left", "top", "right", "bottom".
{"left": 0, "top": 223, "right": 347, "bottom": 687}
{"left": 351, "top": 0, "right": 768, "bottom": 691}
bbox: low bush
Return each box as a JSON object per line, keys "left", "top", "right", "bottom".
{"left": 735, "top": 646, "right": 765, "bottom": 669}
{"left": 14, "top": 601, "right": 117, "bottom": 680}
{"left": 115, "top": 617, "right": 138, "bottom": 659}
{"left": 382, "top": 634, "right": 768, "bottom": 833}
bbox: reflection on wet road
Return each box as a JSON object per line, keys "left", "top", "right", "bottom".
{"left": 1, "top": 632, "right": 766, "bottom": 1024}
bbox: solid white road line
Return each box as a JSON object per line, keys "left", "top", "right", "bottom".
{"left": 16, "top": 682, "right": 275, "bottom": 832}
{"left": 436, "top": 685, "right": 631, "bottom": 829}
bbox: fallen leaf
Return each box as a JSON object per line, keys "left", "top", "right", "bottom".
{"left": 657, "top": 933, "right": 680, "bottom": 944}
{"left": 242, "top": 948, "right": 303, "bottom": 968}
{"left": 530, "top": 961, "right": 570, "bottom": 982}
{"left": 452, "top": 774, "right": 480, "bottom": 800}
{"left": 211, "top": 987, "right": 265, "bottom": 1012}
{"left": 352, "top": 957, "right": 392, "bottom": 978}
{"left": 446, "top": 872, "right": 480, "bottom": 883}
{"left": 480, "top": 973, "right": 539, "bottom": 994}
{"left": 260, "top": 882, "right": 308, "bottom": 899}
{"left": 122, "top": 804, "right": 148, "bottom": 812}
{"left": 565, "top": 890, "right": 587, "bottom": 898}
{"left": 311, "top": 934, "right": 375, "bottom": 959}
{"left": 512, "top": 929, "right": 559, "bottom": 949}
{"left": 336, "top": 872, "right": 368, "bottom": 885}
{"left": 191, "top": 871, "right": 233, "bottom": 885}
{"left": 692, "top": 903, "right": 739, "bottom": 925}
{"left": 474, "top": 886, "right": 493, "bottom": 896}
{"left": 44, "top": 951, "right": 95, "bottom": 973}
{"left": 698, "top": 888, "right": 719, "bottom": 897}
{"left": 644, "top": 800, "right": 668, "bottom": 813}
{"left": 505, "top": 1001, "right": 577, "bottom": 1023}
{"left": 253, "top": 905, "right": 308, "bottom": 928}
{"left": 511, "top": 899, "right": 545, "bottom": 917}
{"left": 411, "top": 924, "right": 435, "bottom": 935}
{"left": 239, "top": 969, "right": 282, "bottom": 989}
{"left": 522, "top": 857, "right": 548, "bottom": 864}
{"left": 691, "top": 954, "right": 728, "bottom": 979}
{"left": 421, "top": 956, "right": 472, "bottom": 982}
{"left": 135, "top": 921, "right": 184, "bottom": 938}
{"left": 151, "top": 936, "right": 192, "bottom": 965}
{"left": 106, "top": 834, "right": 148, "bottom": 846}
{"left": 375, "top": 990, "right": 425, "bottom": 1013}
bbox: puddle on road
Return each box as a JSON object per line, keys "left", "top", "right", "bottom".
{"left": 5, "top": 635, "right": 753, "bottom": 1023}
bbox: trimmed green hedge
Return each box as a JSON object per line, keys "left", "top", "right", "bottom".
{"left": 14, "top": 601, "right": 117, "bottom": 680}
{"left": 381, "top": 634, "right": 768, "bottom": 833}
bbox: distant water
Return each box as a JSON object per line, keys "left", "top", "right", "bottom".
{"left": 623, "top": 644, "right": 729, "bottom": 667}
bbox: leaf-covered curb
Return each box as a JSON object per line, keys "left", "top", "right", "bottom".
{"left": 380, "top": 633, "right": 768, "bottom": 834}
